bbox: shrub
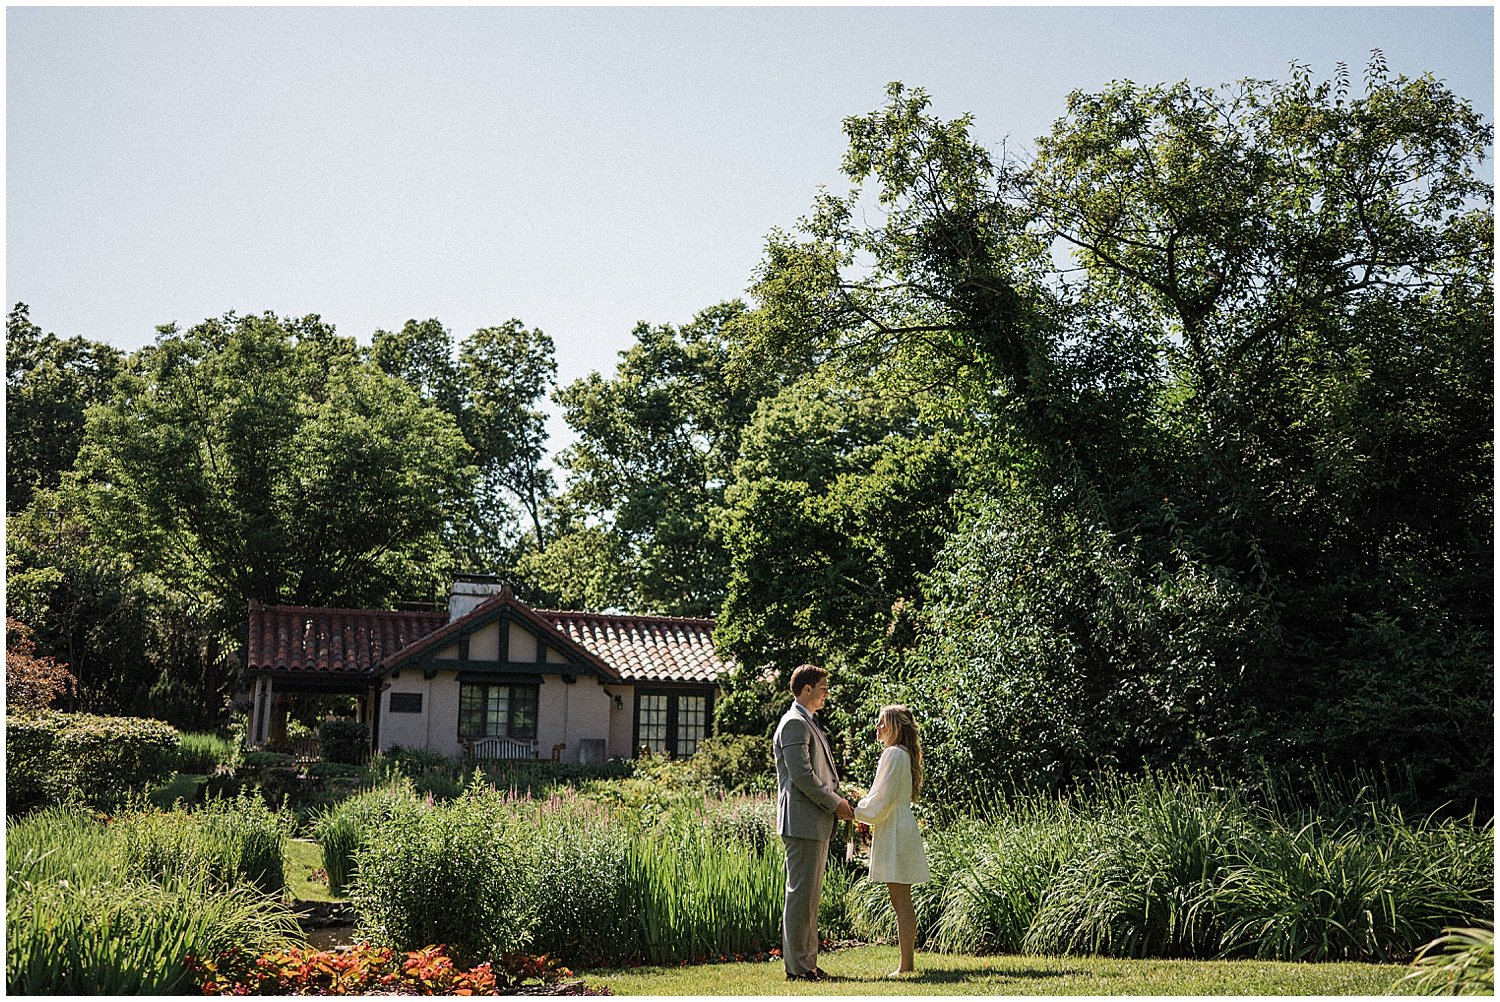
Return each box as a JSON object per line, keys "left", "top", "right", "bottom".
{"left": 318, "top": 719, "right": 370, "bottom": 765}
{"left": 305, "top": 761, "right": 367, "bottom": 780}
{"left": 688, "top": 734, "right": 775, "bottom": 794}
{"left": 351, "top": 781, "right": 535, "bottom": 964}
{"left": 312, "top": 784, "right": 423, "bottom": 896}
{"left": 6, "top": 710, "right": 180, "bottom": 813}
{"left": 241, "top": 750, "right": 296, "bottom": 769}
{"left": 4, "top": 617, "right": 75, "bottom": 712}
{"left": 702, "top": 795, "right": 776, "bottom": 854}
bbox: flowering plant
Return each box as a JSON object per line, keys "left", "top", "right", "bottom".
{"left": 188, "top": 943, "right": 574, "bottom": 996}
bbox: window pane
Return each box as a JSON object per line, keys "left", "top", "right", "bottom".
{"left": 459, "top": 685, "right": 484, "bottom": 740}
{"left": 487, "top": 687, "right": 508, "bottom": 737}
{"left": 675, "top": 694, "right": 707, "bottom": 757}
{"left": 510, "top": 685, "right": 538, "bottom": 739}
{"left": 638, "top": 693, "right": 668, "bottom": 753}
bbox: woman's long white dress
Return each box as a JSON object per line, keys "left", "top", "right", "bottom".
{"left": 854, "top": 745, "right": 930, "bottom": 885}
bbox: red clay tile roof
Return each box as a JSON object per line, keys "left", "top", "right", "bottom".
{"left": 246, "top": 602, "right": 447, "bottom": 674}
{"left": 540, "top": 610, "right": 732, "bottom": 685}
{"left": 246, "top": 599, "right": 731, "bottom": 685}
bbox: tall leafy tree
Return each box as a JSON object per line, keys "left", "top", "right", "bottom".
{"left": 372, "top": 317, "right": 558, "bottom": 574}
{"left": 735, "top": 62, "right": 1492, "bottom": 808}
{"left": 5, "top": 303, "right": 125, "bottom": 513}
{"left": 528, "top": 301, "right": 782, "bottom": 615}
{"left": 77, "top": 311, "right": 475, "bottom": 618}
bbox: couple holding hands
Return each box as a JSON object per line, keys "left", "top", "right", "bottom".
{"left": 773, "top": 664, "right": 930, "bottom": 981}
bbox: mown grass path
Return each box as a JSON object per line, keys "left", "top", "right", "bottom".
{"left": 587, "top": 945, "right": 1411, "bottom": 995}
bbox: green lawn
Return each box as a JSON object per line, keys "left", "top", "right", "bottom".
{"left": 586, "top": 945, "right": 1412, "bottom": 995}
{"left": 285, "top": 837, "right": 339, "bottom": 902}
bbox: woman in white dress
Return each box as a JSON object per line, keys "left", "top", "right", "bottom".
{"left": 855, "top": 704, "right": 930, "bottom": 977}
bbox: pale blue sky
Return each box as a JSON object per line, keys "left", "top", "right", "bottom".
{"left": 7, "top": 6, "right": 1493, "bottom": 450}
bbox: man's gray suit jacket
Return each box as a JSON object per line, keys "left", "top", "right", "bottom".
{"left": 773, "top": 702, "right": 841, "bottom": 840}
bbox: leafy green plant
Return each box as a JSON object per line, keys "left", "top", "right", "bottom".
{"left": 6, "top": 805, "right": 298, "bottom": 994}
{"left": 350, "top": 780, "right": 535, "bottom": 965}
{"left": 317, "top": 719, "right": 369, "bottom": 765}
{"left": 114, "top": 793, "right": 288, "bottom": 895}
{"left": 169, "top": 731, "right": 240, "bottom": 774}
{"left": 1400, "top": 923, "right": 1495, "bottom": 995}
{"left": 688, "top": 734, "right": 775, "bottom": 794}
{"left": 6, "top": 710, "right": 180, "bottom": 813}
{"left": 311, "top": 783, "right": 422, "bottom": 896}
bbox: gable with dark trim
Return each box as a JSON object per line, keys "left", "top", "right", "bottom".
{"left": 378, "top": 591, "right": 622, "bottom": 683}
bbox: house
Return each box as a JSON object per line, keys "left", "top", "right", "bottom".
{"left": 243, "top": 576, "right": 730, "bottom": 762}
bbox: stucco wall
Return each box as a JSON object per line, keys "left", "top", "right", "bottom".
{"left": 379, "top": 671, "right": 619, "bottom": 762}
{"left": 378, "top": 674, "right": 464, "bottom": 758}
{"left": 606, "top": 685, "right": 635, "bottom": 759}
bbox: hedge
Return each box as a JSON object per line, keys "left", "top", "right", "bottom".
{"left": 7, "top": 711, "right": 180, "bottom": 814}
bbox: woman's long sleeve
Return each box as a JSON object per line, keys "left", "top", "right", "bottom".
{"left": 855, "top": 747, "right": 900, "bottom": 825}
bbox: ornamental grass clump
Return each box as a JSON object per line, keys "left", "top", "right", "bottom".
{"left": 1024, "top": 772, "right": 1251, "bottom": 958}
{"left": 1214, "top": 804, "right": 1494, "bottom": 963}
{"left": 116, "top": 792, "right": 289, "bottom": 894}
{"left": 623, "top": 824, "right": 785, "bottom": 965}
{"left": 6, "top": 806, "right": 299, "bottom": 995}
{"left": 312, "top": 782, "right": 422, "bottom": 896}
{"left": 1400, "top": 922, "right": 1495, "bottom": 996}
{"left": 169, "top": 731, "right": 240, "bottom": 774}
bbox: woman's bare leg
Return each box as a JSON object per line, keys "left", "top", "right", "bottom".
{"left": 886, "top": 882, "right": 917, "bottom": 973}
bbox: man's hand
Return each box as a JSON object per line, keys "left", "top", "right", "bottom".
{"left": 835, "top": 797, "right": 854, "bottom": 821}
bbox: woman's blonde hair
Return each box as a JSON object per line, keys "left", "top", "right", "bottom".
{"left": 879, "top": 704, "right": 923, "bottom": 802}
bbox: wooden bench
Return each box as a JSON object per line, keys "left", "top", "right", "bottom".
{"left": 465, "top": 736, "right": 538, "bottom": 760}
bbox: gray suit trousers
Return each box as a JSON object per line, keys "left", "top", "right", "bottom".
{"left": 781, "top": 834, "right": 829, "bottom": 975}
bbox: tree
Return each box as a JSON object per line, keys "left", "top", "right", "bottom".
{"left": 528, "top": 302, "right": 781, "bottom": 615}
{"left": 4, "top": 617, "right": 76, "bottom": 712}
{"left": 373, "top": 317, "right": 558, "bottom": 574}
{"left": 77, "top": 311, "right": 476, "bottom": 619}
{"left": 734, "top": 63, "right": 1492, "bottom": 808}
{"left": 6, "top": 304, "right": 125, "bottom": 513}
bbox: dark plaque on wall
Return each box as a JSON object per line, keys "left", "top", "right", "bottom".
{"left": 389, "top": 692, "right": 423, "bottom": 714}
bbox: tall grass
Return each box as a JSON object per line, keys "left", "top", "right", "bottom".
{"left": 850, "top": 770, "right": 1492, "bottom": 964}
{"left": 6, "top": 805, "right": 299, "bottom": 994}
{"left": 168, "top": 731, "right": 240, "bottom": 774}
{"left": 1400, "top": 922, "right": 1495, "bottom": 995}
{"left": 115, "top": 792, "right": 288, "bottom": 894}
{"left": 310, "top": 782, "right": 422, "bottom": 895}
{"left": 348, "top": 783, "right": 801, "bottom": 967}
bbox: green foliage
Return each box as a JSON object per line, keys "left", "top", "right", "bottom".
{"left": 907, "top": 491, "right": 1271, "bottom": 799}
{"left": 317, "top": 719, "right": 370, "bottom": 765}
{"left": 530, "top": 301, "right": 781, "bottom": 615}
{"left": 687, "top": 734, "right": 775, "bottom": 794}
{"left": 77, "top": 311, "right": 475, "bottom": 620}
{"left": 311, "top": 784, "right": 423, "bottom": 897}
{"left": 848, "top": 772, "right": 1492, "bottom": 964}
{"left": 730, "top": 65, "right": 1492, "bottom": 811}
{"left": 1401, "top": 923, "right": 1495, "bottom": 995}
{"left": 6, "top": 805, "right": 300, "bottom": 994}
{"left": 115, "top": 793, "right": 289, "bottom": 895}
{"left": 5, "top": 303, "right": 125, "bottom": 514}
{"left": 350, "top": 781, "right": 536, "bottom": 965}
{"left": 169, "top": 730, "right": 240, "bottom": 774}
{"left": 6, "top": 710, "right": 180, "bottom": 813}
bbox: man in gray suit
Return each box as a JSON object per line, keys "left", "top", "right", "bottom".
{"left": 773, "top": 663, "right": 853, "bottom": 981}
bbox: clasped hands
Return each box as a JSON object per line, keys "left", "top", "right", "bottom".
{"left": 834, "top": 797, "right": 855, "bottom": 821}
